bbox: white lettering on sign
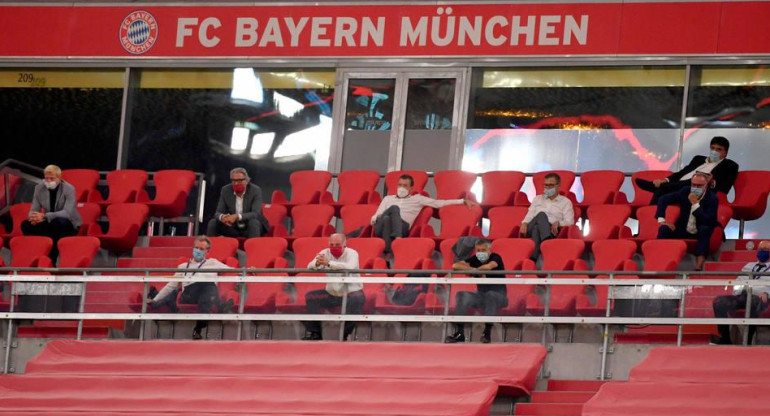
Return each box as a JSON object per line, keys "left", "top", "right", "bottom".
{"left": 176, "top": 18, "right": 198, "bottom": 47}
{"left": 199, "top": 17, "right": 221, "bottom": 47}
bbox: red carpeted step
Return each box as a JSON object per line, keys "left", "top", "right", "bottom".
{"left": 720, "top": 251, "right": 756, "bottom": 262}
{"left": 530, "top": 391, "right": 596, "bottom": 403}
{"left": 17, "top": 323, "right": 109, "bottom": 339}
{"left": 148, "top": 236, "right": 196, "bottom": 247}
{"left": 132, "top": 246, "right": 190, "bottom": 259}
{"left": 515, "top": 403, "right": 583, "bottom": 416}
{"left": 614, "top": 332, "right": 711, "bottom": 344}
{"left": 547, "top": 380, "right": 607, "bottom": 392}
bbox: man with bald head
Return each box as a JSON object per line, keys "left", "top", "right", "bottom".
{"left": 301, "top": 233, "right": 364, "bottom": 341}
{"left": 656, "top": 172, "right": 719, "bottom": 271}
{"left": 711, "top": 240, "right": 770, "bottom": 345}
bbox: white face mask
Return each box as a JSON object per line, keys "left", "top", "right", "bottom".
{"left": 396, "top": 187, "right": 410, "bottom": 198}
{"left": 43, "top": 180, "right": 58, "bottom": 190}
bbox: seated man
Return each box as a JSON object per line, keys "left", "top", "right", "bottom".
{"left": 636, "top": 136, "right": 738, "bottom": 204}
{"left": 147, "top": 236, "right": 233, "bottom": 340}
{"left": 302, "top": 233, "right": 364, "bottom": 341}
{"left": 656, "top": 172, "right": 718, "bottom": 271}
{"left": 519, "top": 173, "right": 574, "bottom": 262}
{"left": 445, "top": 238, "right": 507, "bottom": 344}
{"left": 711, "top": 240, "right": 770, "bottom": 345}
{"left": 371, "top": 174, "right": 475, "bottom": 256}
{"left": 21, "top": 164, "right": 81, "bottom": 260}
{"left": 207, "top": 167, "right": 269, "bottom": 238}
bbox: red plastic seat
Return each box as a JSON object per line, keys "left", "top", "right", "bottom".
{"left": 419, "top": 205, "right": 483, "bottom": 246}
{"left": 487, "top": 206, "right": 529, "bottom": 240}
{"left": 323, "top": 170, "right": 381, "bottom": 208}
{"left": 347, "top": 237, "right": 388, "bottom": 313}
{"left": 576, "top": 239, "right": 637, "bottom": 317}
{"left": 576, "top": 170, "right": 625, "bottom": 213}
{"left": 340, "top": 204, "right": 378, "bottom": 237}
{"left": 613, "top": 170, "right": 672, "bottom": 215}
{"left": 75, "top": 202, "right": 101, "bottom": 237}
{"left": 87, "top": 203, "right": 149, "bottom": 254}
{"left": 276, "top": 237, "right": 329, "bottom": 313}
{"left": 729, "top": 171, "right": 770, "bottom": 235}
{"left": 87, "top": 169, "right": 148, "bottom": 212}
{"left": 375, "top": 238, "right": 435, "bottom": 315}
{"left": 271, "top": 170, "right": 332, "bottom": 208}
{"left": 625, "top": 205, "right": 679, "bottom": 250}
{"left": 384, "top": 170, "right": 429, "bottom": 196}
{"left": 282, "top": 205, "right": 335, "bottom": 245}
{"left": 261, "top": 204, "right": 288, "bottom": 236}
{"left": 574, "top": 204, "right": 631, "bottom": 243}
{"left": 0, "top": 172, "right": 22, "bottom": 210}
{"left": 481, "top": 171, "right": 526, "bottom": 211}
{"left": 517, "top": 170, "right": 577, "bottom": 206}
{"left": 208, "top": 236, "right": 238, "bottom": 264}
{"left": 641, "top": 239, "right": 687, "bottom": 276}
{"left": 526, "top": 239, "right": 585, "bottom": 316}
{"left": 0, "top": 203, "right": 31, "bottom": 244}
{"left": 433, "top": 170, "right": 477, "bottom": 200}
{"left": 57, "top": 236, "right": 100, "bottom": 268}
{"left": 242, "top": 237, "right": 289, "bottom": 313}
{"left": 137, "top": 170, "right": 196, "bottom": 219}
{"left": 10, "top": 236, "right": 53, "bottom": 268}
{"left": 61, "top": 169, "right": 100, "bottom": 203}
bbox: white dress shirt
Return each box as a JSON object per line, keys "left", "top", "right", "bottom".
{"left": 522, "top": 194, "right": 574, "bottom": 226}
{"left": 733, "top": 261, "right": 770, "bottom": 296}
{"left": 372, "top": 194, "right": 464, "bottom": 227}
{"left": 680, "top": 158, "right": 722, "bottom": 181}
{"left": 153, "top": 258, "right": 230, "bottom": 303}
{"left": 307, "top": 247, "right": 362, "bottom": 296}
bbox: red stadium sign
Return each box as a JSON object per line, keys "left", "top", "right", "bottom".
{"left": 0, "top": 1, "right": 769, "bottom": 58}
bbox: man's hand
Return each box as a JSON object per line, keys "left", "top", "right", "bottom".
{"left": 761, "top": 293, "right": 768, "bottom": 304}
{"left": 370, "top": 216, "right": 378, "bottom": 226}
{"left": 221, "top": 214, "right": 238, "bottom": 226}
{"left": 519, "top": 223, "right": 528, "bottom": 236}
{"left": 28, "top": 212, "right": 45, "bottom": 225}
{"left": 146, "top": 298, "right": 155, "bottom": 305}
{"left": 463, "top": 198, "right": 478, "bottom": 208}
{"left": 315, "top": 254, "right": 329, "bottom": 267}
{"left": 653, "top": 179, "right": 666, "bottom": 188}
{"left": 550, "top": 221, "right": 560, "bottom": 236}
{"left": 688, "top": 192, "right": 700, "bottom": 205}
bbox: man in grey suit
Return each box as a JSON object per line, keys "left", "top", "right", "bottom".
{"left": 21, "top": 164, "right": 82, "bottom": 258}
{"left": 206, "top": 167, "right": 269, "bottom": 238}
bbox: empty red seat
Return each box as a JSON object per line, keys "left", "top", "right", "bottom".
{"left": 481, "top": 171, "right": 526, "bottom": 211}
{"left": 347, "top": 237, "right": 387, "bottom": 270}
{"left": 87, "top": 203, "right": 149, "bottom": 254}
{"left": 87, "top": 169, "right": 148, "bottom": 212}
{"left": 625, "top": 205, "right": 679, "bottom": 250}
{"left": 573, "top": 204, "right": 631, "bottom": 243}
{"left": 576, "top": 239, "right": 638, "bottom": 317}
{"left": 61, "top": 169, "right": 100, "bottom": 203}
{"left": 613, "top": 170, "right": 672, "bottom": 215}
{"left": 271, "top": 170, "right": 332, "bottom": 208}
{"left": 641, "top": 239, "right": 687, "bottom": 276}
{"left": 282, "top": 205, "right": 335, "bottom": 245}
{"left": 340, "top": 204, "right": 378, "bottom": 237}
{"left": 57, "top": 236, "right": 100, "bottom": 268}
{"left": 434, "top": 170, "right": 477, "bottom": 200}
{"left": 276, "top": 237, "right": 329, "bottom": 313}
{"left": 208, "top": 236, "right": 238, "bottom": 264}
{"left": 384, "top": 170, "right": 429, "bottom": 196}
{"left": 75, "top": 202, "right": 101, "bottom": 237}
{"left": 526, "top": 239, "right": 585, "bottom": 316}
{"left": 576, "top": 170, "right": 625, "bottom": 213}
{"left": 0, "top": 203, "right": 31, "bottom": 244}
{"left": 10, "top": 236, "right": 53, "bottom": 268}
{"left": 492, "top": 239, "right": 538, "bottom": 317}
{"left": 486, "top": 206, "right": 529, "bottom": 240}
{"left": 419, "top": 205, "right": 482, "bottom": 246}
{"left": 375, "top": 238, "right": 436, "bottom": 315}
{"left": 323, "top": 170, "right": 380, "bottom": 208}
{"left": 137, "top": 170, "right": 196, "bottom": 219}
{"left": 261, "top": 204, "right": 288, "bottom": 236}
{"left": 242, "top": 237, "right": 289, "bottom": 313}
{"left": 729, "top": 171, "right": 770, "bottom": 236}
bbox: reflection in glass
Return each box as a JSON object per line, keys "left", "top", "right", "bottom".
{"left": 405, "top": 78, "right": 455, "bottom": 130}
{"left": 344, "top": 79, "right": 395, "bottom": 131}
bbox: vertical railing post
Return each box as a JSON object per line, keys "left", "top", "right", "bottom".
{"left": 676, "top": 273, "right": 688, "bottom": 346}
{"left": 338, "top": 272, "right": 349, "bottom": 341}
{"left": 3, "top": 272, "right": 18, "bottom": 374}
{"left": 76, "top": 271, "right": 88, "bottom": 340}
{"left": 599, "top": 273, "right": 614, "bottom": 380}
{"left": 236, "top": 268, "right": 246, "bottom": 341}
{"left": 139, "top": 272, "right": 149, "bottom": 341}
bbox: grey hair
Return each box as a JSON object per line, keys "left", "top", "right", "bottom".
{"left": 43, "top": 164, "right": 62, "bottom": 178}
{"left": 195, "top": 235, "right": 212, "bottom": 250}
{"left": 230, "top": 167, "right": 250, "bottom": 180}
{"left": 475, "top": 238, "right": 492, "bottom": 247}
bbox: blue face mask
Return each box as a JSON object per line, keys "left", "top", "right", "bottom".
{"left": 475, "top": 251, "right": 490, "bottom": 263}
{"left": 192, "top": 248, "right": 206, "bottom": 261}
{"left": 691, "top": 187, "right": 704, "bottom": 197}
{"left": 544, "top": 187, "right": 557, "bottom": 197}
{"left": 708, "top": 150, "right": 721, "bottom": 163}
{"left": 758, "top": 250, "right": 770, "bottom": 263}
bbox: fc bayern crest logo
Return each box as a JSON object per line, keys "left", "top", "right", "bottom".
{"left": 119, "top": 10, "right": 158, "bottom": 55}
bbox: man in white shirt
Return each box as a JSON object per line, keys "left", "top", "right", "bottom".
{"left": 302, "top": 233, "right": 364, "bottom": 341}
{"left": 711, "top": 240, "right": 770, "bottom": 345}
{"left": 371, "top": 174, "right": 476, "bottom": 255}
{"left": 519, "top": 173, "right": 574, "bottom": 261}
{"left": 147, "top": 236, "right": 233, "bottom": 340}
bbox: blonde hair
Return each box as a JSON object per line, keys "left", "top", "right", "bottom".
{"left": 43, "top": 165, "right": 62, "bottom": 178}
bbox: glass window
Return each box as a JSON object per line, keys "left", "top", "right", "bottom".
{"left": 0, "top": 69, "right": 124, "bottom": 170}
{"left": 127, "top": 68, "right": 335, "bottom": 221}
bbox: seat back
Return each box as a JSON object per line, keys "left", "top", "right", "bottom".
{"left": 340, "top": 204, "right": 378, "bottom": 235}
{"left": 731, "top": 171, "right": 770, "bottom": 220}
{"left": 628, "top": 170, "right": 672, "bottom": 207}
{"left": 385, "top": 170, "right": 429, "bottom": 195}
{"left": 439, "top": 238, "right": 460, "bottom": 269}
{"left": 347, "top": 238, "right": 385, "bottom": 268}
{"left": 292, "top": 237, "right": 329, "bottom": 269}
{"left": 145, "top": 170, "right": 196, "bottom": 217}
{"left": 585, "top": 204, "right": 631, "bottom": 241}
{"left": 716, "top": 205, "right": 732, "bottom": 228}
{"left": 57, "top": 236, "right": 100, "bottom": 268}
{"left": 76, "top": 202, "right": 101, "bottom": 235}
{"left": 491, "top": 238, "right": 535, "bottom": 270}
{"left": 7, "top": 203, "right": 32, "bottom": 236}
{"left": 641, "top": 240, "right": 687, "bottom": 271}
{"left": 435, "top": 205, "right": 482, "bottom": 239}
{"left": 541, "top": 239, "right": 585, "bottom": 271}
{"left": 290, "top": 204, "right": 334, "bottom": 237}
{"left": 579, "top": 170, "right": 624, "bottom": 206}
{"left": 61, "top": 169, "right": 100, "bottom": 202}
{"left": 105, "top": 203, "right": 149, "bottom": 235}
{"left": 337, "top": 170, "right": 380, "bottom": 205}
{"left": 391, "top": 238, "right": 434, "bottom": 270}
{"left": 635, "top": 205, "right": 680, "bottom": 240}
{"left": 434, "top": 170, "right": 477, "bottom": 200}
{"left": 481, "top": 171, "right": 526, "bottom": 207}
{"left": 288, "top": 170, "right": 332, "bottom": 204}
{"left": 592, "top": 239, "right": 637, "bottom": 271}
{"left": 10, "top": 236, "right": 52, "bottom": 267}
{"left": 262, "top": 204, "right": 287, "bottom": 233}
{"left": 208, "top": 237, "right": 238, "bottom": 262}
{"left": 533, "top": 170, "right": 576, "bottom": 195}
{"left": 105, "top": 170, "right": 149, "bottom": 203}
{"left": 487, "top": 206, "right": 528, "bottom": 240}
{"left": 244, "top": 237, "right": 288, "bottom": 268}
{"left": 408, "top": 206, "right": 435, "bottom": 235}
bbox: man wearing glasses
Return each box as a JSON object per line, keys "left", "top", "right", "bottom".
{"left": 207, "top": 167, "right": 269, "bottom": 238}
{"left": 519, "top": 173, "right": 575, "bottom": 262}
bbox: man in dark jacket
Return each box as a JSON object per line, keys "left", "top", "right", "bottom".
{"left": 206, "top": 167, "right": 269, "bottom": 238}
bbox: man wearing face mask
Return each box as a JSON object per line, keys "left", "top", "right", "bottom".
{"left": 147, "top": 236, "right": 234, "bottom": 340}
{"left": 519, "top": 173, "right": 575, "bottom": 262}
{"left": 21, "top": 164, "right": 81, "bottom": 261}
{"left": 636, "top": 136, "right": 738, "bottom": 204}
{"left": 207, "top": 167, "right": 269, "bottom": 238}
{"left": 656, "top": 172, "right": 718, "bottom": 271}
{"left": 710, "top": 240, "right": 770, "bottom": 345}
{"left": 371, "top": 174, "right": 476, "bottom": 256}
{"left": 445, "top": 239, "right": 507, "bottom": 344}
{"left": 301, "top": 233, "right": 364, "bottom": 341}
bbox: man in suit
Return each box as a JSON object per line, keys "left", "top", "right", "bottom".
{"left": 206, "top": 167, "right": 269, "bottom": 238}
{"left": 656, "top": 172, "right": 718, "bottom": 271}
{"left": 21, "top": 164, "right": 82, "bottom": 259}
{"left": 636, "top": 136, "right": 739, "bottom": 204}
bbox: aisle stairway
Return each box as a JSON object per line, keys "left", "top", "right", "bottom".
{"left": 516, "top": 379, "right": 606, "bottom": 416}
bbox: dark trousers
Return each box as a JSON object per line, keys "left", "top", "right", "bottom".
{"left": 304, "top": 289, "right": 365, "bottom": 338}
{"left": 635, "top": 178, "right": 689, "bottom": 205}
{"left": 657, "top": 224, "right": 713, "bottom": 256}
{"left": 454, "top": 290, "right": 508, "bottom": 333}
{"left": 206, "top": 218, "right": 262, "bottom": 238}
{"left": 21, "top": 218, "right": 78, "bottom": 261}
{"left": 713, "top": 292, "right": 769, "bottom": 344}
{"left": 374, "top": 205, "right": 410, "bottom": 253}
{"left": 527, "top": 212, "right": 555, "bottom": 261}
{"left": 178, "top": 282, "right": 221, "bottom": 332}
